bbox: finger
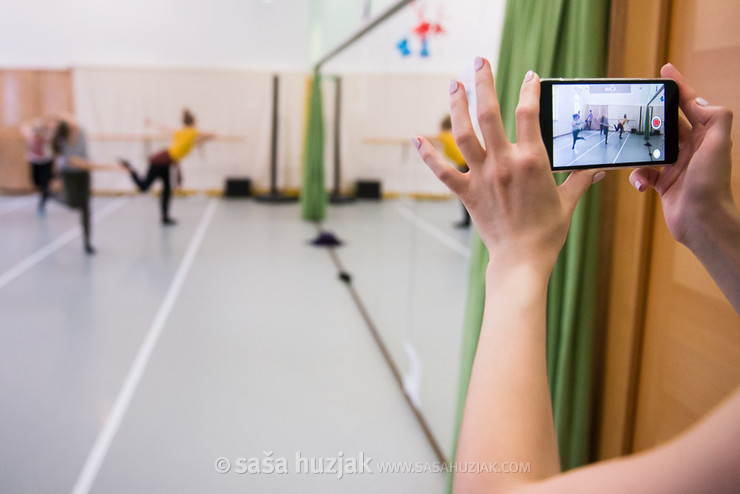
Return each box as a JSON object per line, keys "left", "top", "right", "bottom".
{"left": 514, "top": 70, "right": 541, "bottom": 147}
{"left": 629, "top": 167, "right": 662, "bottom": 192}
{"left": 473, "top": 57, "right": 509, "bottom": 154}
{"left": 559, "top": 169, "right": 605, "bottom": 214}
{"left": 414, "top": 136, "right": 467, "bottom": 195}
{"left": 661, "top": 63, "right": 713, "bottom": 128}
{"left": 449, "top": 80, "right": 486, "bottom": 165}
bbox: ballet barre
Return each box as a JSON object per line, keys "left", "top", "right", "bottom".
{"left": 88, "top": 133, "right": 246, "bottom": 143}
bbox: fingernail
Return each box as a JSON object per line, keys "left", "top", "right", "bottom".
{"left": 413, "top": 137, "right": 421, "bottom": 149}
{"left": 474, "top": 57, "right": 484, "bottom": 71}
{"left": 634, "top": 180, "right": 643, "bottom": 191}
{"left": 524, "top": 70, "right": 534, "bottom": 83}
{"left": 592, "top": 171, "right": 606, "bottom": 184}
{"left": 449, "top": 80, "right": 459, "bottom": 94}
{"left": 696, "top": 97, "right": 709, "bottom": 106}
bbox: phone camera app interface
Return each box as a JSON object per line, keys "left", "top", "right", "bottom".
{"left": 551, "top": 83, "right": 666, "bottom": 168}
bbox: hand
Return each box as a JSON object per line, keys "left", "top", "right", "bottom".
{"left": 415, "top": 57, "right": 603, "bottom": 272}
{"left": 630, "top": 63, "right": 736, "bottom": 247}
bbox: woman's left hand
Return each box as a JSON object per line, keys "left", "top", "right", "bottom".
{"left": 415, "top": 57, "right": 603, "bottom": 273}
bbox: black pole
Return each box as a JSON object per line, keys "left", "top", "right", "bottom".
{"left": 330, "top": 77, "right": 354, "bottom": 203}
{"left": 270, "top": 74, "right": 279, "bottom": 195}
{"left": 256, "top": 74, "right": 297, "bottom": 203}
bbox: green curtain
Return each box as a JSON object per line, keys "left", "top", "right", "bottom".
{"left": 448, "top": 0, "right": 610, "bottom": 488}
{"left": 301, "top": 71, "right": 328, "bottom": 221}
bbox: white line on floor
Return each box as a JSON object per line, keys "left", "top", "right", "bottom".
{"left": 612, "top": 132, "right": 631, "bottom": 164}
{"left": 70, "top": 198, "right": 218, "bottom": 494}
{"left": 394, "top": 204, "right": 471, "bottom": 259}
{"left": 0, "top": 198, "right": 129, "bottom": 290}
{"left": 565, "top": 137, "right": 606, "bottom": 168}
{"left": 0, "top": 195, "right": 36, "bottom": 217}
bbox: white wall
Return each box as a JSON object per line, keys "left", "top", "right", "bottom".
{"left": 2, "top": 0, "right": 507, "bottom": 194}
{"left": 320, "top": 0, "right": 507, "bottom": 75}
{"left": 74, "top": 68, "right": 309, "bottom": 193}
{"left": 0, "top": 0, "right": 311, "bottom": 71}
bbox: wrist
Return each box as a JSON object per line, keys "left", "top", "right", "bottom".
{"left": 682, "top": 199, "right": 740, "bottom": 256}
{"left": 486, "top": 257, "right": 552, "bottom": 295}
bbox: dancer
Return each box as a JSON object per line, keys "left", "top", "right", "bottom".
{"left": 600, "top": 113, "right": 609, "bottom": 144}
{"left": 52, "top": 116, "right": 125, "bottom": 254}
{"left": 585, "top": 109, "right": 593, "bottom": 130}
{"left": 616, "top": 113, "right": 629, "bottom": 139}
{"left": 21, "top": 117, "right": 55, "bottom": 216}
{"left": 437, "top": 114, "right": 470, "bottom": 228}
{"left": 120, "top": 109, "right": 215, "bottom": 225}
{"left": 571, "top": 113, "right": 585, "bottom": 149}
{"left": 416, "top": 58, "right": 740, "bottom": 493}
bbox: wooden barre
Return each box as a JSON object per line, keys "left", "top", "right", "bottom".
{"left": 88, "top": 133, "right": 246, "bottom": 143}
{"left": 363, "top": 137, "right": 414, "bottom": 146}
{"left": 0, "top": 130, "right": 246, "bottom": 143}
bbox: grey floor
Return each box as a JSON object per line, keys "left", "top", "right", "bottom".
{"left": 0, "top": 193, "right": 471, "bottom": 493}
{"left": 554, "top": 130, "right": 665, "bottom": 168}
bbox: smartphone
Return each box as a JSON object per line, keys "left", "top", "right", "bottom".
{"left": 539, "top": 79, "right": 679, "bottom": 171}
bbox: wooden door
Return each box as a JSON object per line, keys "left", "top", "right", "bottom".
{"left": 631, "top": 0, "right": 740, "bottom": 451}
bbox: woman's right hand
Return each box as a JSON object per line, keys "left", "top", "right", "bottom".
{"left": 630, "top": 63, "right": 736, "bottom": 249}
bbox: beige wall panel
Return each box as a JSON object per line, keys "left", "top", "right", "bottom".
{"left": 0, "top": 70, "right": 72, "bottom": 191}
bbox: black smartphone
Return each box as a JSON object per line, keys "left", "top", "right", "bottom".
{"left": 539, "top": 79, "right": 679, "bottom": 171}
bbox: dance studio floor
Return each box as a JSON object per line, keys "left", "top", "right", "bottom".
{"left": 0, "top": 194, "right": 471, "bottom": 493}
{"left": 553, "top": 130, "right": 665, "bottom": 168}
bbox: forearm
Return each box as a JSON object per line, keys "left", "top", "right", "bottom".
{"left": 685, "top": 200, "right": 740, "bottom": 314}
{"left": 455, "top": 261, "right": 560, "bottom": 492}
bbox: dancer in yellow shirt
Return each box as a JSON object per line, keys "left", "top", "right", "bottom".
{"left": 121, "top": 109, "right": 215, "bottom": 225}
{"left": 436, "top": 115, "right": 470, "bottom": 227}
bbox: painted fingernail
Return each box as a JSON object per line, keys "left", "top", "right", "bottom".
{"left": 634, "top": 180, "right": 643, "bottom": 191}
{"left": 696, "top": 96, "right": 709, "bottom": 106}
{"left": 449, "top": 80, "right": 459, "bottom": 94}
{"left": 592, "top": 171, "right": 606, "bottom": 184}
{"left": 413, "top": 137, "right": 421, "bottom": 149}
{"left": 474, "top": 57, "right": 484, "bottom": 71}
{"left": 524, "top": 70, "right": 534, "bottom": 83}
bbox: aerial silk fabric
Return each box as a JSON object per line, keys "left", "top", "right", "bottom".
{"left": 301, "top": 72, "right": 328, "bottom": 221}
{"left": 448, "top": 0, "right": 610, "bottom": 488}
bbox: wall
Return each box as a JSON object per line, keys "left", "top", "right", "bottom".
{"left": 0, "top": 0, "right": 506, "bottom": 195}
{"left": 0, "top": 0, "right": 311, "bottom": 71}
{"left": 320, "top": 0, "right": 506, "bottom": 75}
{"left": 0, "top": 70, "right": 73, "bottom": 191}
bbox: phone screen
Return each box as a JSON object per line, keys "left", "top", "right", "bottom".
{"left": 540, "top": 79, "right": 678, "bottom": 170}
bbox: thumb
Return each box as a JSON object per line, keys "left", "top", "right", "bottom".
{"left": 559, "top": 169, "right": 605, "bottom": 213}
{"left": 629, "top": 167, "right": 663, "bottom": 193}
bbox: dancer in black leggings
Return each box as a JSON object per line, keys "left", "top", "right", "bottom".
{"left": 21, "top": 117, "right": 55, "bottom": 216}
{"left": 52, "top": 117, "right": 125, "bottom": 254}
{"left": 571, "top": 113, "right": 585, "bottom": 149}
{"left": 121, "top": 109, "right": 215, "bottom": 225}
{"left": 616, "top": 114, "right": 629, "bottom": 139}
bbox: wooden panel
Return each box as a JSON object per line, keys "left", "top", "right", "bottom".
{"left": 632, "top": 0, "right": 740, "bottom": 452}
{"left": 596, "top": 0, "right": 670, "bottom": 460}
{"left": 0, "top": 69, "right": 72, "bottom": 192}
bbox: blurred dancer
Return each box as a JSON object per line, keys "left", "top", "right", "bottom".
{"left": 52, "top": 116, "right": 125, "bottom": 254}
{"left": 436, "top": 115, "right": 470, "bottom": 227}
{"left": 21, "top": 117, "right": 55, "bottom": 216}
{"left": 120, "top": 109, "right": 215, "bottom": 225}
